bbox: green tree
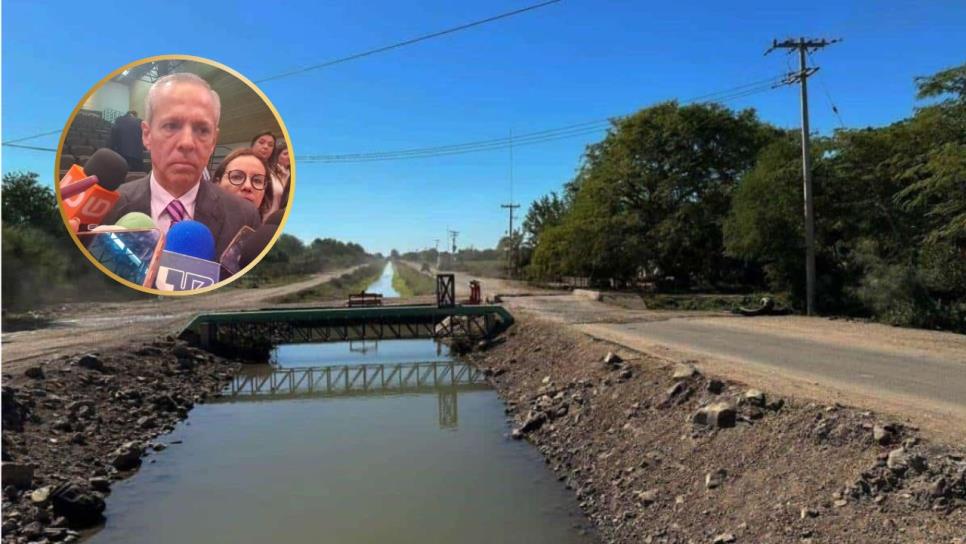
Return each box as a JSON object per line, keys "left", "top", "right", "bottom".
{"left": 522, "top": 192, "right": 568, "bottom": 248}
{"left": 2, "top": 171, "right": 62, "bottom": 235}
{"left": 531, "top": 101, "right": 778, "bottom": 286}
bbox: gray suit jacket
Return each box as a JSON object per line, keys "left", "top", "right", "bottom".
{"left": 103, "top": 174, "right": 262, "bottom": 257}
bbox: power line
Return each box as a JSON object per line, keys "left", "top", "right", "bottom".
{"left": 2, "top": 143, "right": 58, "bottom": 152}
{"left": 2, "top": 129, "right": 64, "bottom": 145}
{"left": 2, "top": 0, "right": 563, "bottom": 147}
{"left": 807, "top": 50, "right": 846, "bottom": 129}
{"left": 255, "top": 0, "right": 562, "bottom": 84}
{"left": 299, "top": 75, "right": 784, "bottom": 163}
{"left": 6, "top": 74, "right": 786, "bottom": 162}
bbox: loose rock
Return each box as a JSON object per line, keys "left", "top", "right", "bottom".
{"left": 693, "top": 403, "right": 737, "bottom": 429}
{"left": 706, "top": 469, "right": 727, "bottom": 489}
{"left": 110, "top": 441, "right": 144, "bottom": 471}
{"left": 76, "top": 353, "right": 105, "bottom": 371}
{"left": 1, "top": 462, "right": 34, "bottom": 489}
{"left": 50, "top": 482, "right": 105, "bottom": 528}
{"left": 671, "top": 363, "right": 699, "bottom": 380}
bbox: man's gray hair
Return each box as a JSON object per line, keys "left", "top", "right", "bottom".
{"left": 144, "top": 72, "right": 221, "bottom": 125}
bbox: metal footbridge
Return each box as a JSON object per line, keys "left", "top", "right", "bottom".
{"left": 179, "top": 303, "right": 514, "bottom": 360}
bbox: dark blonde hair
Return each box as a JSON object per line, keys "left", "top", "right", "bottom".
{"left": 212, "top": 147, "right": 274, "bottom": 217}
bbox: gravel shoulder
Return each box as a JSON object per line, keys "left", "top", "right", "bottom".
{"left": 464, "top": 315, "right": 966, "bottom": 544}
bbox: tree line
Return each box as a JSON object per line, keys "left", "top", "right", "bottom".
{"left": 519, "top": 63, "right": 965, "bottom": 331}
{"left": 1, "top": 171, "right": 374, "bottom": 308}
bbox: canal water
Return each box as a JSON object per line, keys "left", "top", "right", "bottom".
{"left": 88, "top": 270, "right": 593, "bottom": 543}
{"left": 368, "top": 260, "right": 400, "bottom": 298}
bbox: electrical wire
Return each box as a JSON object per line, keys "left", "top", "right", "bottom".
{"left": 300, "top": 76, "right": 784, "bottom": 163}
{"left": 806, "top": 50, "right": 846, "bottom": 129}
{"left": 7, "top": 75, "right": 785, "bottom": 163}
{"left": 255, "top": 0, "right": 562, "bottom": 84}
{"left": 2, "top": 0, "right": 563, "bottom": 147}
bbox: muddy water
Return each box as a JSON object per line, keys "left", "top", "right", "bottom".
{"left": 88, "top": 338, "right": 594, "bottom": 543}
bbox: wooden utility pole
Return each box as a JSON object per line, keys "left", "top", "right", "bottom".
{"left": 448, "top": 230, "right": 459, "bottom": 254}
{"left": 766, "top": 37, "right": 840, "bottom": 316}
{"left": 501, "top": 202, "right": 520, "bottom": 273}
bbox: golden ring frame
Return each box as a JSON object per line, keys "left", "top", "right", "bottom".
{"left": 54, "top": 54, "right": 295, "bottom": 296}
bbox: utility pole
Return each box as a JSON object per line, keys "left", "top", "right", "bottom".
{"left": 448, "top": 230, "right": 459, "bottom": 254}
{"left": 766, "top": 37, "right": 839, "bottom": 316}
{"left": 501, "top": 202, "right": 520, "bottom": 272}
{"left": 434, "top": 239, "right": 440, "bottom": 253}
{"left": 501, "top": 128, "right": 520, "bottom": 276}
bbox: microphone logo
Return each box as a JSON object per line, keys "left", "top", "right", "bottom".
{"left": 80, "top": 197, "right": 113, "bottom": 218}
{"left": 156, "top": 268, "right": 216, "bottom": 291}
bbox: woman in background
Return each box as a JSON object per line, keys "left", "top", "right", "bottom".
{"left": 212, "top": 148, "right": 274, "bottom": 221}
{"left": 267, "top": 138, "right": 291, "bottom": 215}
{"left": 250, "top": 131, "right": 276, "bottom": 164}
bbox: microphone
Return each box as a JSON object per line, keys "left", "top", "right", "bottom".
{"left": 115, "top": 212, "right": 155, "bottom": 230}
{"left": 154, "top": 220, "right": 221, "bottom": 291}
{"left": 60, "top": 149, "right": 129, "bottom": 229}
{"left": 264, "top": 208, "right": 285, "bottom": 226}
{"left": 81, "top": 214, "right": 163, "bottom": 287}
{"left": 218, "top": 226, "right": 257, "bottom": 280}
{"left": 239, "top": 223, "right": 278, "bottom": 270}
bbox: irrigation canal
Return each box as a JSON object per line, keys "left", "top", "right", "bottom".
{"left": 88, "top": 262, "right": 594, "bottom": 543}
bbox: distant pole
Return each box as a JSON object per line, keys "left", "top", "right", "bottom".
{"left": 766, "top": 37, "right": 840, "bottom": 316}
{"left": 448, "top": 230, "right": 459, "bottom": 254}
{"left": 501, "top": 129, "right": 521, "bottom": 276}
{"left": 501, "top": 203, "right": 520, "bottom": 272}
{"left": 434, "top": 239, "right": 440, "bottom": 252}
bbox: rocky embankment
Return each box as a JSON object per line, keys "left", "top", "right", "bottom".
{"left": 464, "top": 317, "right": 966, "bottom": 544}
{"left": 1, "top": 339, "right": 239, "bottom": 543}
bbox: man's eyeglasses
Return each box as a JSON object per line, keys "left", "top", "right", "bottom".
{"left": 223, "top": 170, "right": 267, "bottom": 190}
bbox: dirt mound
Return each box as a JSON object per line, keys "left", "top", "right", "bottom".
{"left": 465, "top": 317, "right": 966, "bottom": 543}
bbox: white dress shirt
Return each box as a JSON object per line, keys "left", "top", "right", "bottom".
{"left": 149, "top": 172, "right": 200, "bottom": 234}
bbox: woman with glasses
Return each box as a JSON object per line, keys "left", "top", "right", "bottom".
{"left": 212, "top": 148, "right": 274, "bottom": 220}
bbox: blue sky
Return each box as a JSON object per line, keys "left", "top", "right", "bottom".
{"left": 3, "top": 0, "right": 964, "bottom": 255}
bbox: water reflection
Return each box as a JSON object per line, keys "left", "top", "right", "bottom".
{"left": 221, "top": 358, "right": 487, "bottom": 430}
{"left": 89, "top": 338, "right": 595, "bottom": 544}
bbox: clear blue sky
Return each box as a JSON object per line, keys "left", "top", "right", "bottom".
{"left": 3, "top": 0, "right": 964, "bottom": 255}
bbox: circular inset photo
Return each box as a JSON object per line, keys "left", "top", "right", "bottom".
{"left": 55, "top": 55, "right": 294, "bottom": 294}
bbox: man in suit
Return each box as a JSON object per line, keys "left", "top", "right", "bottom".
{"left": 110, "top": 110, "right": 145, "bottom": 172}
{"left": 103, "top": 72, "right": 261, "bottom": 257}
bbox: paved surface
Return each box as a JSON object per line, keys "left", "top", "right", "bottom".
{"left": 585, "top": 318, "right": 965, "bottom": 408}
{"left": 441, "top": 272, "right": 966, "bottom": 440}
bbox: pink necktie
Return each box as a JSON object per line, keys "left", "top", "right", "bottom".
{"left": 165, "top": 199, "right": 189, "bottom": 223}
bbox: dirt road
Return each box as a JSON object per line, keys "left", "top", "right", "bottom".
{"left": 1, "top": 267, "right": 360, "bottom": 371}
{"left": 444, "top": 271, "right": 966, "bottom": 440}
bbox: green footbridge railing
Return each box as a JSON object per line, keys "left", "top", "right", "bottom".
{"left": 179, "top": 304, "right": 515, "bottom": 360}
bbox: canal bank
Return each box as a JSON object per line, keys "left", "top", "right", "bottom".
{"left": 1, "top": 339, "right": 240, "bottom": 542}
{"left": 461, "top": 315, "right": 966, "bottom": 543}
